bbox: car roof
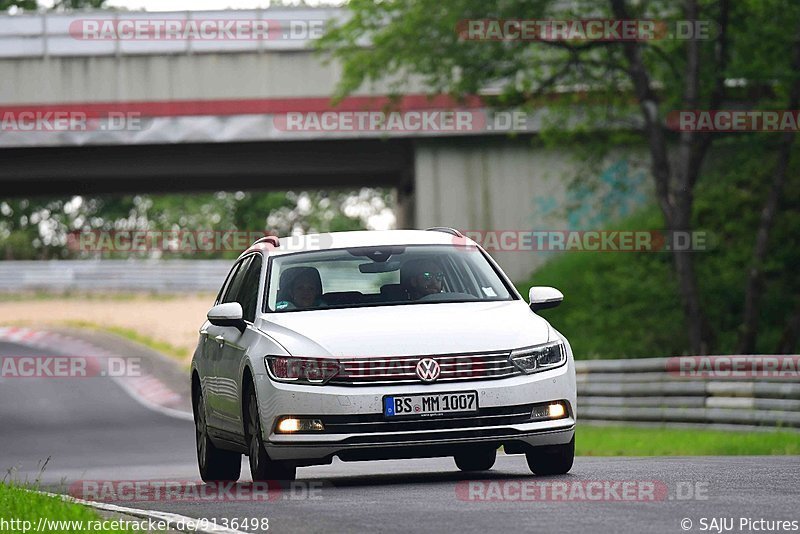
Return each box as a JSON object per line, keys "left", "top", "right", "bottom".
{"left": 239, "top": 229, "right": 476, "bottom": 259}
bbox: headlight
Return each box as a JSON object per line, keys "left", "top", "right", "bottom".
{"left": 509, "top": 341, "right": 566, "bottom": 374}
{"left": 265, "top": 356, "right": 340, "bottom": 385}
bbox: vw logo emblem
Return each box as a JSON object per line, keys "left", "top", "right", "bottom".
{"left": 415, "top": 358, "right": 441, "bottom": 383}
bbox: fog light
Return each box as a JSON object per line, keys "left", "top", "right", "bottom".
{"left": 531, "top": 401, "right": 568, "bottom": 420}
{"left": 548, "top": 403, "right": 566, "bottom": 419}
{"left": 276, "top": 417, "right": 324, "bottom": 433}
{"left": 277, "top": 418, "right": 300, "bottom": 433}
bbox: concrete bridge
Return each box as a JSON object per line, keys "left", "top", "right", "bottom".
{"left": 0, "top": 8, "right": 650, "bottom": 280}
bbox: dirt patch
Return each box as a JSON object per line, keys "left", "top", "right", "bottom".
{"left": 0, "top": 294, "right": 215, "bottom": 362}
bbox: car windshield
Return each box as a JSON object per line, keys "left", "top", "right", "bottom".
{"left": 266, "top": 244, "right": 514, "bottom": 312}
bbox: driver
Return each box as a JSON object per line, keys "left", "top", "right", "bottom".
{"left": 402, "top": 259, "right": 445, "bottom": 300}
{"left": 276, "top": 267, "right": 324, "bottom": 310}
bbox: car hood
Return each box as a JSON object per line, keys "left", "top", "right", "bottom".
{"left": 259, "top": 300, "right": 551, "bottom": 358}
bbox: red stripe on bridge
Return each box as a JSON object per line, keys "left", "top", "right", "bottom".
{"left": 0, "top": 94, "right": 485, "bottom": 119}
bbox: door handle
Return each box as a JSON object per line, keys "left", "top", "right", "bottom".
{"left": 215, "top": 335, "right": 225, "bottom": 348}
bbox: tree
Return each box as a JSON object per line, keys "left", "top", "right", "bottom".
{"left": 0, "top": 188, "right": 391, "bottom": 260}
{"left": 320, "top": 0, "right": 800, "bottom": 355}
{"left": 737, "top": 22, "right": 800, "bottom": 353}
{"left": 1, "top": 0, "right": 107, "bottom": 11}
{"left": 1, "top": 0, "right": 37, "bottom": 10}
{"left": 50, "top": 0, "right": 107, "bottom": 9}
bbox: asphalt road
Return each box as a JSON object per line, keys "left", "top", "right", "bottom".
{"left": 2, "top": 339, "right": 799, "bottom": 534}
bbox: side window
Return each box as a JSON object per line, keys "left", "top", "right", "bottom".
{"left": 222, "top": 256, "right": 252, "bottom": 305}
{"left": 216, "top": 261, "right": 242, "bottom": 305}
{"left": 237, "top": 255, "right": 263, "bottom": 322}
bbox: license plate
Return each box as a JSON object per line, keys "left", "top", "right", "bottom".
{"left": 383, "top": 391, "right": 478, "bottom": 418}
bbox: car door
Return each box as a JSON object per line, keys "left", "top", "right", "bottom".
{"left": 205, "top": 256, "right": 251, "bottom": 430}
{"left": 215, "top": 254, "right": 263, "bottom": 435}
{"left": 198, "top": 259, "right": 241, "bottom": 429}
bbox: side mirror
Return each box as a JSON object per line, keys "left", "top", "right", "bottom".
{"left": 207, "top": 302, "right": 246, "bottom": 333}
{"left": 528, "top": 286, "right": 563, "bottom": 312}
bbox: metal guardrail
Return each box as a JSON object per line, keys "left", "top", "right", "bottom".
{"left": 576, "top": 358, "right": 800, "bottom": 430}
{"left": 0, "top": 259, "right": 230, "bottom": 292}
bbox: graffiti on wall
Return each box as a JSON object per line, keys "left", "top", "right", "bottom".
{"left": 530, "top": 158, "right": 649, "bottom": 231}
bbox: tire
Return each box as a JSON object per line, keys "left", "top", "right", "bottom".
{"left": 526, "top": 436, "right": 575, "bottom": 475}
{"left": 454, "top": 446, "right": 497, "bottom": 472}
{"left": 245, "top": 389, "right": 297, "bottom": 481}
{"left": 194, "top": 390, "right": 242, "bottom": 482}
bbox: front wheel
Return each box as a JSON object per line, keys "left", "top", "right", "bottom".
{"left": 194, "top": 391, "right": 241, "bottom": 482}
{"left": 454, "top": 446, "right": 496, "bottom": 472}
{"left": 246, "top": 389, "right": 296, "bottom": 481}
{"left": 526, "top": 436, "right": 575, "bottom": 475}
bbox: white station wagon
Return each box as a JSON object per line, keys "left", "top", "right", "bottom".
{"left": 191, "top": 228, "right": 576, "bottom": 481}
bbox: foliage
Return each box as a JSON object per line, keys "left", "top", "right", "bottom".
{"left": 320, "top": 0, "right": 800, "bottom": 353}
{"left": 0, "top": 188, "right": 394, "bottom": 260}
{"left": 1, "top": 0, "right": 107, "bottom": 10}
{"left": 519, "top": 138, "right": 800, "bottom": 357}
{"left": 0, "top": 0, "right": 36, "bottom": 10}
{"left": 320, "top": 0, "right": 800, "bottom": 122}
{"left": 51, "top": 0, "right": 107, "bottom": 9}
{"left": 518, "top": 208, "right": 684, "bottom": 358}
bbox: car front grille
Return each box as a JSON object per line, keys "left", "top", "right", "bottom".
{"left": 328, "top": 350, "right": 520, "bottom": 386}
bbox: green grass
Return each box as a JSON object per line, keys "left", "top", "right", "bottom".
{"left": 62, "top": 320, "right": 188, "bottom": 360}
{"left": 0, "top": 483, "right": 134, "bottom": 533}
{"left": 576, "top": 425, "right": 800, "bottom": 456}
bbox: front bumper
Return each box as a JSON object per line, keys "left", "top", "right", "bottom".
{"left": 252, "top": 359, "right": 576, "bottom": 462}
